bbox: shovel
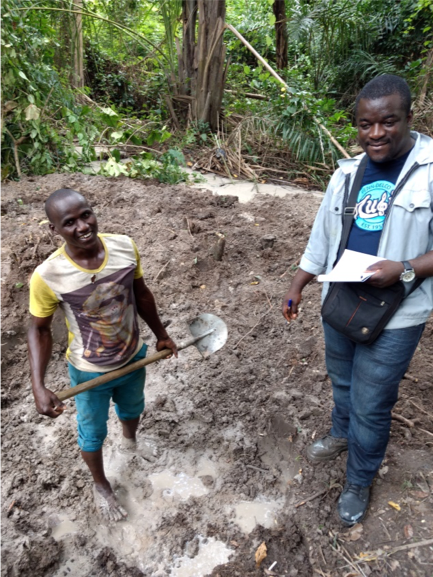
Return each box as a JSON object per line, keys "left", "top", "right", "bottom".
{"left": 56, "top": 313, "right": 227, "bottom": 401}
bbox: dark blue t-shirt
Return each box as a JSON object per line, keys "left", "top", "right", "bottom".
{"left": 346, "top": 149, "right": 412, "bottom": 256}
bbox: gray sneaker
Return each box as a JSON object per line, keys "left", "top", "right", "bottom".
{"left": 306, "top": 435, "right": 348, "bottom": 463}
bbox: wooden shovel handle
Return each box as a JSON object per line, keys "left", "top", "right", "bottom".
{"left": 57, "top": 348, "right": 172, "bottom": 401}
{"left": 55, "top": 329, "right": 214, "bottom": 401}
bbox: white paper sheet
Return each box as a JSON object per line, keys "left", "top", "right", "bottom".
{"left": 317, "top": 250, "right": 385, "bottom": 283}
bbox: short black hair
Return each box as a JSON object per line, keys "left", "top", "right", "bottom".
{"left": 45, "top": 189, "right": 85, "bottom": 222}
{"left": 355, "top": 74, "right": 412, "bottom": 117}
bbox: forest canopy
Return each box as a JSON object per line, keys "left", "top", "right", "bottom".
{"left": 2, "top": 0, "right": 432, "bottom": 186}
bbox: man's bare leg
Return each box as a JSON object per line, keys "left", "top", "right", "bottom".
{"left": 81, "top": 449, "right": 127, "bottom": 522}
{"left": 120, "top": 416, "right": 140, "bottom": 439}
{"left": 119, "top": 416, "right": 156, "bottom": 461}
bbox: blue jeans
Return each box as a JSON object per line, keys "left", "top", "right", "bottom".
{"left": 68, "top": 344, "right": 148, "bottom": 452}
{"left": 323, "top": 322, "right": 424, "bottom": 487}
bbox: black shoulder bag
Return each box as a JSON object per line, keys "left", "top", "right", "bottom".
{"left": 321, "top": 156, "right": 423, "bottom": 345}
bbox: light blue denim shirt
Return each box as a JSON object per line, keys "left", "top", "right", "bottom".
{"left": 300, "top": 131, "right": 433, "bottom": 329}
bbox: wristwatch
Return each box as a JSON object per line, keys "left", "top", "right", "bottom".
{"left": 400, "top": 261, "right": 416, "bottom": 283}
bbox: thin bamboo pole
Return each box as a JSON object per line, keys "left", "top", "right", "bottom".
{"left": 16, "top": 6, "right": 167, "bottom": 62}
{"left": 225, "top": 23, "right": 351, "bottom": 159}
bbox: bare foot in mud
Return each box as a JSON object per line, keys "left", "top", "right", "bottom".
{"left": 93, "top": 484, "right": 128, "bottom": 523}
{"left": 119, "top": 437, "right": 157, "bottom": 462}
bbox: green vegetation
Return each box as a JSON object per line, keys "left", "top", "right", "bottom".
{"left": 1, "top": 0, "right": 432, "bottom": 186}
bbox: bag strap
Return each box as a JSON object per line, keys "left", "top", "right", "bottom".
{"left": 404, "top": 274, "right": 424, "bottom": 297}
{"left": 337, "top": 154, "right": 368, "bottom": 259}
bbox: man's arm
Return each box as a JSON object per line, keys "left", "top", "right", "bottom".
{"left": 28, "top": 314, "right": 66, "bottom": 418}
{"left": 133, "top": 277, "right": 178, "bottom": 356}
{"left": 366, "top": 251, "right": 433, "bottom": 287}
{"left": 281, "top": 169, "right": 344, "bottom": 322}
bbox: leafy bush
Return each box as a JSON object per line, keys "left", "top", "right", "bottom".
{"left": 1, "top": 0, "right": 99, "bottom": 178}
{"left": 98, "top": 147, "right": 199, "bottom": 185}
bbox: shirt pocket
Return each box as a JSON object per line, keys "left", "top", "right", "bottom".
{"left": 329, "top": 203, "right": 342, "bottom": 216}
{"left": 393, "top": 189, "right": 431, "bottom": 213}
{"left": 328, "top": 181, "right": 346, "bottom": 216}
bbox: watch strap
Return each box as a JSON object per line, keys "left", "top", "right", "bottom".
{"left": 402, "top": 260, "right": 413, "bottom": 272}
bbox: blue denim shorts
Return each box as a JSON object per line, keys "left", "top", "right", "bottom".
{"left": 68, "top": 344, "right": 148, "bottom": 452}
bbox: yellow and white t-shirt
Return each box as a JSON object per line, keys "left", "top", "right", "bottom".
{"left": 29, "top": 234, "right": 144, "bottom": 372}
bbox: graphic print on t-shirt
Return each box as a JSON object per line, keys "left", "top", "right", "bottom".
{"left": 354, "top": 180, "right": 394, "bottom": 232}
{"left": 61, "top": 265, "right": 139, "bottom": 366}
{"left": 346, "top": 148, "right": 411, "bottom": 256}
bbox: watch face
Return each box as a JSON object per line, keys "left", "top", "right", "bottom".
{"left": 402, "top": 270, "right": 416, "bottom": 282}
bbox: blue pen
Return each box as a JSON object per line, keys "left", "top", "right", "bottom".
{"left": 288, "top": 299, "right": 292, "bottom": 308}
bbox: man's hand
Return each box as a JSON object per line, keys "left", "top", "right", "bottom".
{"left": 281, "top": 269, "right": 316, "bottom": 322}
{"left": 365, "top": 260, "right": 404, "bottom": 288}
{"left": 33, "top": 387, "right": 66, "bottom": 419}
{"left": 282, "top": 290, "right": 302, "bottom": 322}
{"left": 156, "top": 337, "right": 178, "bottom": 359}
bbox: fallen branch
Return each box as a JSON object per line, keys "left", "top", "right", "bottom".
{"left": 153, "top": 260, "right": 170, "bottom": 281}
{"left": 225, "top": 89, "right": 268, "bottom": 101}
{"left": 7, "top": 500, "right": 16, "bottom": 514}
{"left": 305, "top": 164, "right": 331, "bottom": 172}
{"left": 358, "top": 538, "right": 433, "bottom": 562}
{"left": 32, "top": 235, "right": 42, "bottom": 258}
{"left": 408, "top": 399, "right": 433, "bottom": 420}
{"left": 233, "top": 305, "right": 274, "bottom": 348}
{"left": 279, "top": 261, "right": 299, "bottom": 278}
{"left": 333, "top": 544, "right": 368, "bottom": 577}
{"left": 225, "top": 23, "right": 350, "bottom": 159}
{"left": 246, "top": 464, "right": 269, "bottom": 473}
{"left": 390, "top": 538, "right": 433, "bottom": 553}
{"left": 107, "top": 144, "right": 163, "bottom": 155}
{"left": 403, "top": 373, "right": 418, "bottom": 383}
{"left": 294, "top": 487, "right": 329, "bottom": 508}
{"left": 249, "top": 165, "right": 289, "bottom": 175}
{"left": 391, "top": 412, "right": 414, "bottom": 428}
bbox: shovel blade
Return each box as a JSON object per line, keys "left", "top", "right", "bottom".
{"left": 188, "top": 313, "right": 228, "bottom": 357}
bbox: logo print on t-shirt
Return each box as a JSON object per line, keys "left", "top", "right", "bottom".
{"left": 354, "top": 180, "right": 394, "bottom": 232}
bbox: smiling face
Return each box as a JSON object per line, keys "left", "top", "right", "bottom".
{"left": 356, "top": 94, "right": 414, "bottom": 163}
{"left": 48, "top": 193, "right": 99, "bottom": 252}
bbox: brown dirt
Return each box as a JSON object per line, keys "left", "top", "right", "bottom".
{"left": 1, "top": 173, "right": 432, "bottom": 577}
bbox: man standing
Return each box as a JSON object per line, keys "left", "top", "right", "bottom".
{"left": 28, "top": 189, "right": 178, "bottom": 522}
{"left": 282, "top": 75, "right": 433, "bottom": 525}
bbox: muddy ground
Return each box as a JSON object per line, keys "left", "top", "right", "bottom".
{"left": 1, "top": 173, "right": 432, "bottom": 577}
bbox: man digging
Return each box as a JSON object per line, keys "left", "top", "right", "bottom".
{"left": 282, "top": 75, "right": 433, "bottom": 525}
{"left": 28, "top": 188, "right": 177, "bottom": 522}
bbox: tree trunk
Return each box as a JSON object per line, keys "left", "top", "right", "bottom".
{"left": 178, "top": 0, "right": 226, "bottom": 130}
{"left": 180, "top": 0, "right": 198, "bottom": 96}
{"left": 195, "top": 0, "right": 226, "bottom": 130}
{"left": 273, "top": 0, "right": 288, "bottom": 70}
{"left": 73, "top": 0, "right": 84, "bottom": 87}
